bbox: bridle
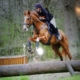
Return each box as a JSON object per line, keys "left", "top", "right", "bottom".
{"left": 23, "top": 15, "right": 32, "bottom": 28}
{"left": 23, "top": 15, "right": 38, "bottom": 28}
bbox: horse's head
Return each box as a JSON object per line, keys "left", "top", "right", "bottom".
{"left": 23, "top": 10, "right": 39, "bottom": 31}
{"left": 23, "top": 10, "right": 32, "bottom": 31}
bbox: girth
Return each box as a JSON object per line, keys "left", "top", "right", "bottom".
{"left": 44, "top": 34, "right": 52, "bottom": 46}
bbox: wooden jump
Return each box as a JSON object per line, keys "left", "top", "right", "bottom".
{"left": 0, "top": 55, "right": 28, "bottom": 65}
{"left": 0, "top": 60, "right": 80, "bottom": 77}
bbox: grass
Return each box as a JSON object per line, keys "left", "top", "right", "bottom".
{"left": 60, "top": 75, "right": 80, "bottom": 80}
{"left": 0, "top": 76, "right": 30, "bottom": 80}
{"left": 0, "top": 74, "right": 80, "bottom": 80}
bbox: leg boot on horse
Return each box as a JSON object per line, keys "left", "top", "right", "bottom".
{"left": 27, "top": 38, "right": 40, "bottom": 54}
{"left": 27, "top": 39, "right": 33, "bottom": 54}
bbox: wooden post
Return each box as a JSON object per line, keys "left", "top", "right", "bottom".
{"left": 65, "top": 62, "right": 75, "bottom": 76}
{"left": 23, "top": 43, "right": 26, "bottom": 64}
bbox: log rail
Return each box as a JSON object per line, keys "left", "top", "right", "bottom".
{"left": 0, "top": 60, "right": 80, "bottom": 77}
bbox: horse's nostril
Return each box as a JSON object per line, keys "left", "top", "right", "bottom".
{"left": 23, "top": 27, "right": 28, "bottom": 31}
{"left": 24, "top": 28, "right": 26, "bottom": 30}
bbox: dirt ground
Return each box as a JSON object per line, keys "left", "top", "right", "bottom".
{"left": 29, "top": 72, "right": 80, "bottom": 80}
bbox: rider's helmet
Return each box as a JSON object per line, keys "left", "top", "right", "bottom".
{"left": 34, "top": 3, "right": 42, "bottom": 9}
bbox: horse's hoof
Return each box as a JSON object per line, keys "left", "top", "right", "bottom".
{"left": 71, "top": 59, "right": 74, "bottom": 61}
{"left": 30, "top": 51, "right": 33, "bottom": 54}
{"left": 28, "top": 49, "right": 33, "bottom": 54}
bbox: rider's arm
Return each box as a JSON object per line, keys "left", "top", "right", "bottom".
{"left": 39, "top": 9, "right": 50, "bottom": 22}
{"left": 40, "top": 12, "right": 49, "bottom": 22}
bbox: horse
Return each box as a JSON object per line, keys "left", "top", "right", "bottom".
{"left": 23, "top": 10, "right": 72, "bottom": 61}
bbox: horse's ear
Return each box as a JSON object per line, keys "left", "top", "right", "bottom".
{"left": 24, "top": 10, "right": 30, "bottom": 15}
{"left": 28, "top": 10, "right": 30, "bottom": 15}
{"left": 24, "top": 11, "right": 27, "bottom": 15}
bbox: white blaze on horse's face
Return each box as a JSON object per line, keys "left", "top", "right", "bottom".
{"left": 23, "top": 16, "right": 29, "bottom": 31}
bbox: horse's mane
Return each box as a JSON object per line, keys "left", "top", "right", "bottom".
{"left": 24, "top": 10, "right": 43, "bottom": 23}
{"left": 31, "top": 10, "right": 39, "bottom": 18}
{"left": 24, "top": 10, "right": 39, "bottom": 17}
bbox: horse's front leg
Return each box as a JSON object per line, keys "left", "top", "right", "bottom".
{"left": 36, "top": 36, "right": 46, "bottom": 48}
{"left": 27, "top": 37, "right": 37, "bottom": 54}
{"left": 36, "top": 37, "right": 40, "bottom": 48}
{"left": 27, "top": 36, "right": 45, "bottom": 53}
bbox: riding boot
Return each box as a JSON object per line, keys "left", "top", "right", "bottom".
{"left": 55, "top": 28, "right": 61, "bottom": 40}
{"left": 51, "top": 24, "right": 61, "bottom": 40}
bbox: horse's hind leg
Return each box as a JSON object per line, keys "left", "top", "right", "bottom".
{"left": 62, "top": 48, "right": 68, "bottom": 60}
{"left": 60, "top": 39, "right": 72, "bottom": 60}
{"left": 52, "top": 44, "right": 63, "bottom": 61}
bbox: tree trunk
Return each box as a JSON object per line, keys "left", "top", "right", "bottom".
{"left": 62, "top": 0, "right": 80, "bottom": 59}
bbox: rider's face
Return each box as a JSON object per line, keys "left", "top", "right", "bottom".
{"left": 36, "top": 8, "right": 41, "bottom": 13}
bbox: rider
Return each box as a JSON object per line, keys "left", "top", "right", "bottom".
{"left": 34, "top": 3, "right": 61, "bottom": 40}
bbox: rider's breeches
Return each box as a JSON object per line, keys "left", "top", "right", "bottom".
{"left": 50, "top": 18, "right": 59, "bottom": 36}
{"left": 50, "top": 17, "right": 57, "bottom": 28}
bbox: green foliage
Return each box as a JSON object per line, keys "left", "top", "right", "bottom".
{"left": 20, "top": 76, "right": 30, "bottom": 80}
{"left": 43, "top": 45, "right": 54, "bottom": 59}
{"left": 0, "top": 16, "right": 26, "bottom": 55}
{"left": 0, "top": 46, "right": 23, "bottom": 56}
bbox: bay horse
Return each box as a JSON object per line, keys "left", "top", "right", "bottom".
{"left": 23, "top": 10, "right": 72, "bottom": 61}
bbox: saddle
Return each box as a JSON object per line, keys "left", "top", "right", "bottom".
{"left": 46, "top": 22, "right": 56, "bottom": 36}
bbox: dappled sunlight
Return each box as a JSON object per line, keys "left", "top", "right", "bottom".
{"left": 36, "top": 47, "right": 44, "bottom": 56}
{"left": 75, "top": 6, "right": 80, "bottom": 18}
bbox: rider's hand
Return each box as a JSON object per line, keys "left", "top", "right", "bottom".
{"left": 39, "top": 17, "right": 45, "bottom": 20}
